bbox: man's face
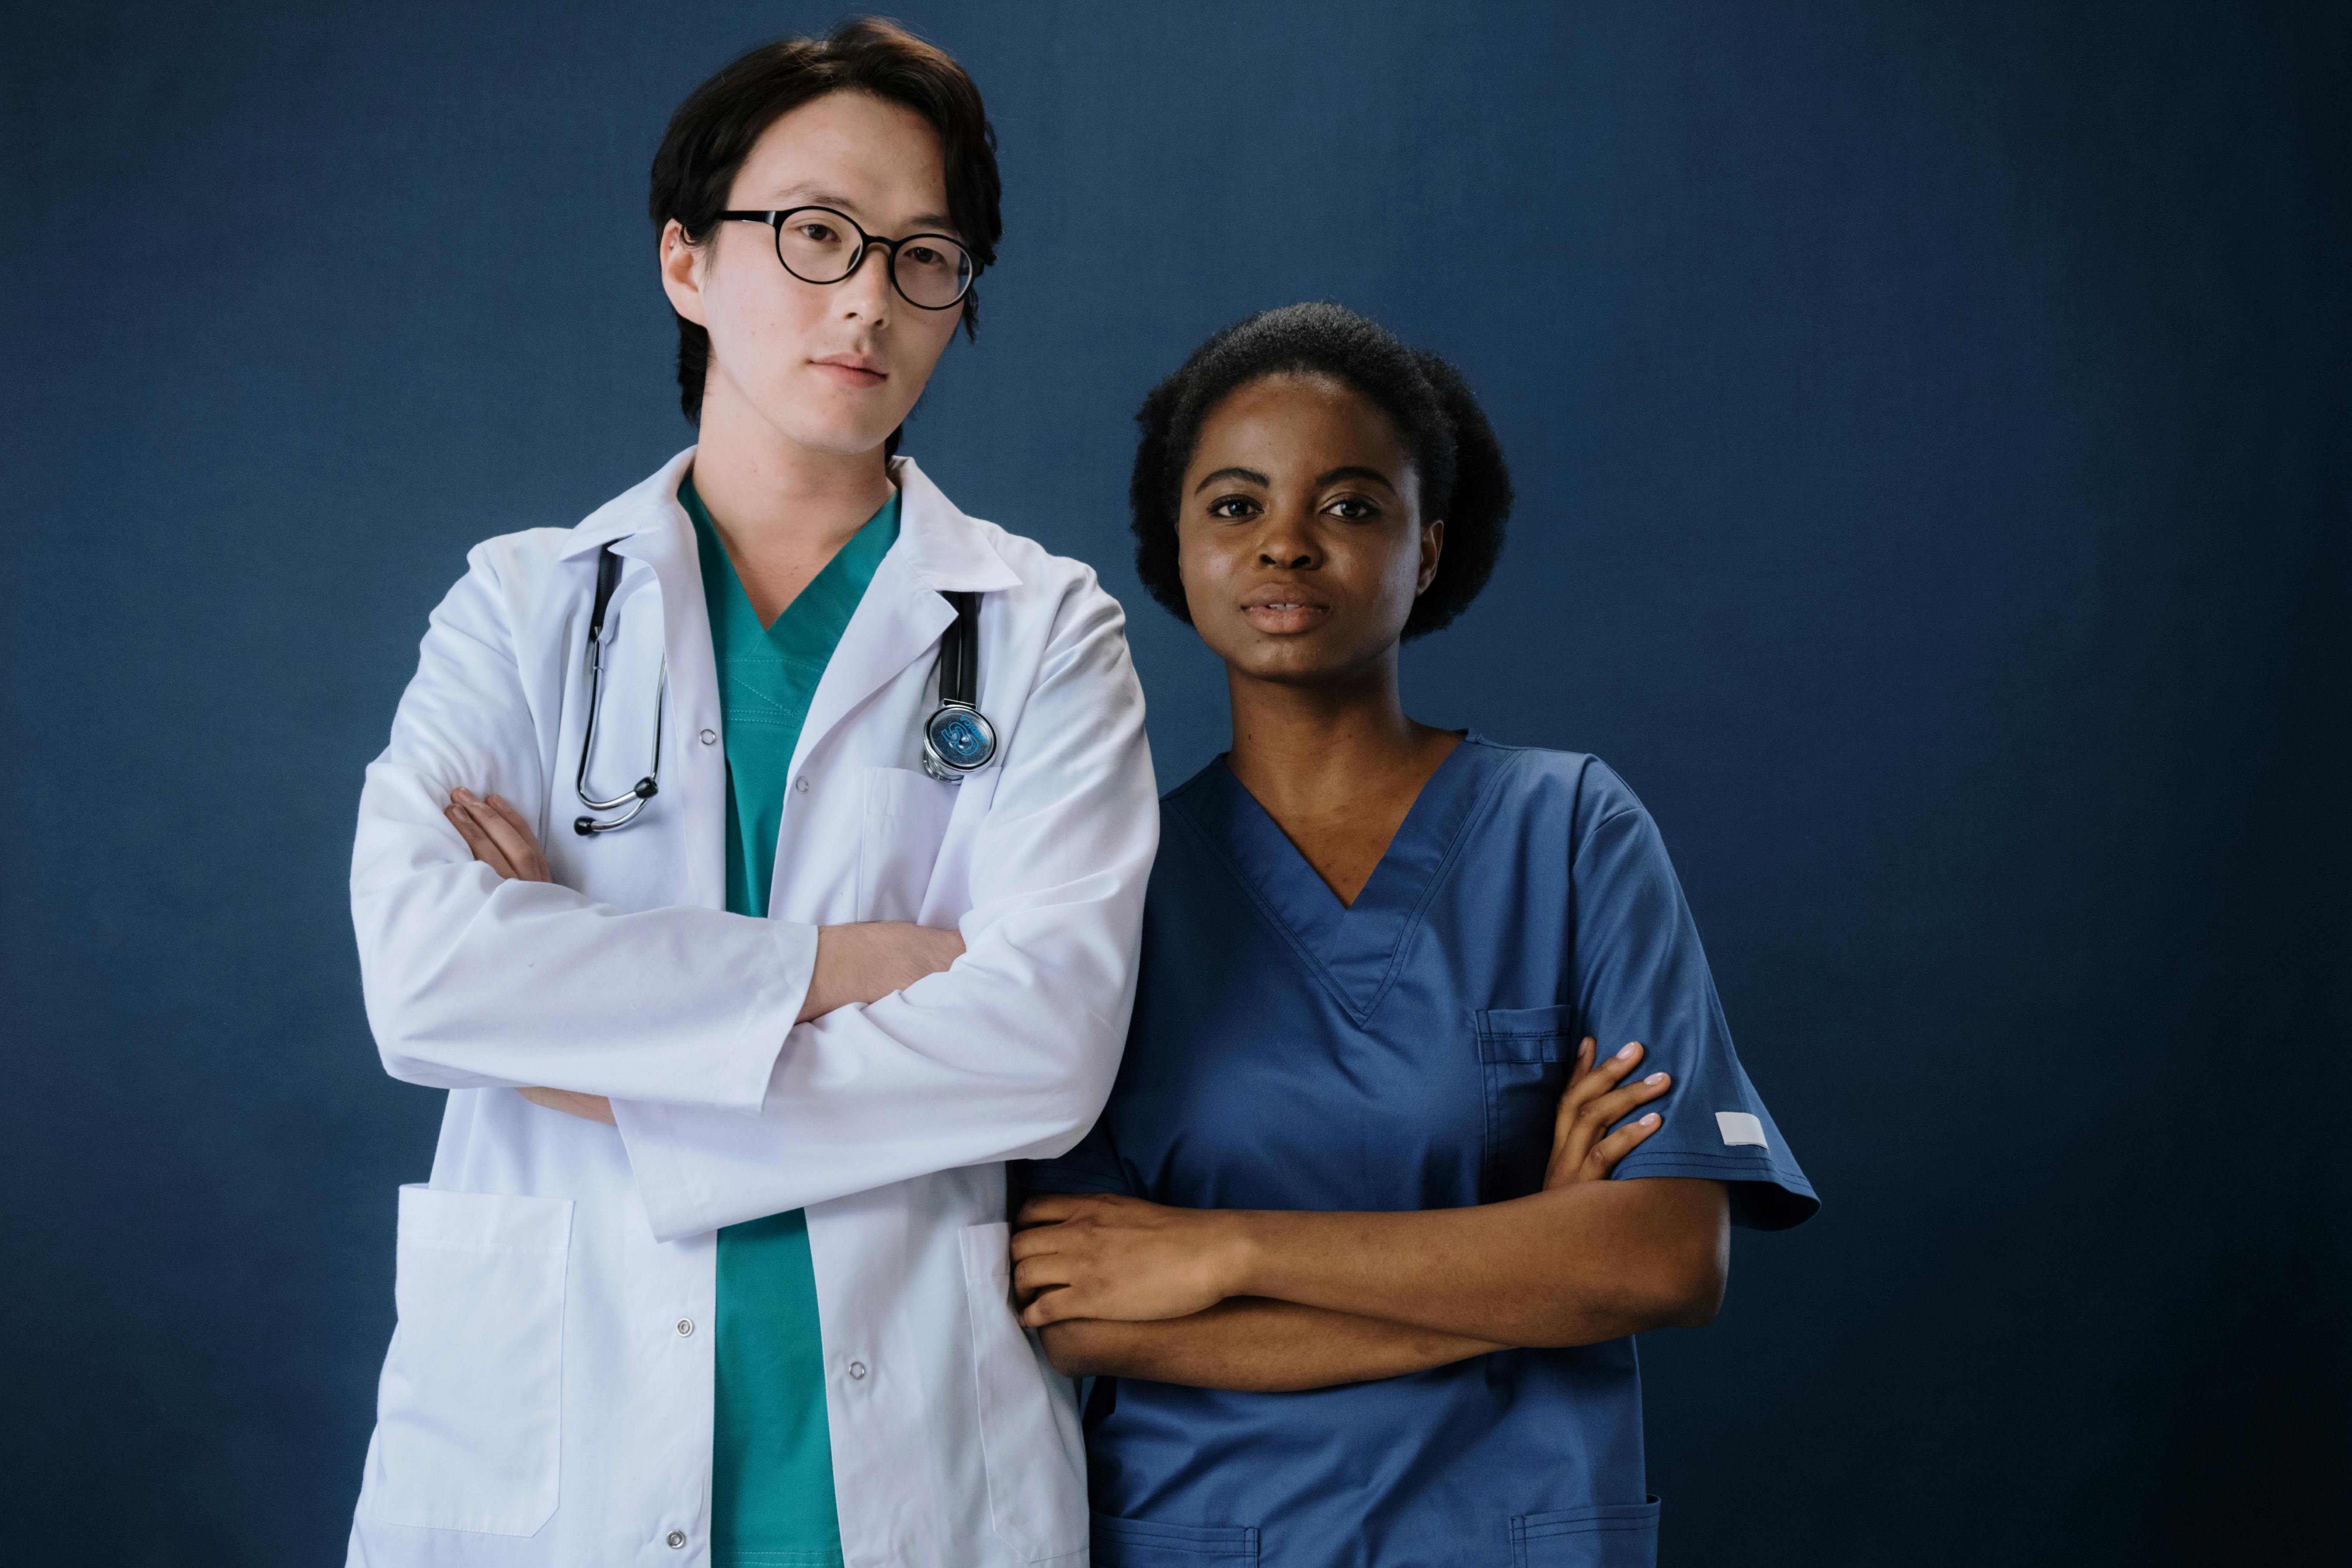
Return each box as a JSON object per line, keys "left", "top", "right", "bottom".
{"left": 662, "top": 89, "right": 966, "bottom": 456}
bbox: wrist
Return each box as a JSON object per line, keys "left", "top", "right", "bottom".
{"left": 1213, "top": 1210, "right": 1265, "bottom": 1301}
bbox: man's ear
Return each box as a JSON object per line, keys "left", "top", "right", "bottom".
{"left": 659, "top": 219, "right": 710, "bottom": 328}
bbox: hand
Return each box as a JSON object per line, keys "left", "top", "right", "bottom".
{"left": 445, "top": 788, "right": 550, "bottom": 882}
{"left": 801, "top": 921, "right": 966, "bottom": 1021}
{"left": 1011, "top": 1192, "right": 1249, "bottom": 1328}
{"left": 1543, "top": 1037, "right": 1671, "bottom": 1190}
{"left": 519, "top": 1086, "right": 615, "bottom": 1124}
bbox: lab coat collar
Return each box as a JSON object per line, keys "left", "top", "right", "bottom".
{"left": 555, "top": 447, "right": 1021, "bottom": 595}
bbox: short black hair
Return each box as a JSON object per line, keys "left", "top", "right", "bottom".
{"left": 1130, "top": 302, "right": 1512, "bottom": 640}
{"left": 648, "top": 18, "right": 1003, "bottom": 429}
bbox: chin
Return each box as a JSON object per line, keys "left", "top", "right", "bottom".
{"left": 768, "top": 407, "right": 904, "bottom": 459}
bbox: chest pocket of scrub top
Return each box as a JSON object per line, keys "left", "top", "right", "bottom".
{"left": 365, "top": 1185, "right": 573, "bottom": 1535}
{"left": 858, "top": 766, "right": 960, "bottom": 922}
{"left": 1474, "top": 1005, "right": 1578, "bottom": 1202}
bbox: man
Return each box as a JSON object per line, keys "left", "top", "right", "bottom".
{"left": 345, "top": 21, "right": 1152, "bottom": 1565}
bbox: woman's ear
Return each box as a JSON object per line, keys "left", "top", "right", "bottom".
{"left": 1416, "top": 518, "right": 1446, "bottom": 596}
{"left": 659, "top": 219, "right": 710, "bottom": 328}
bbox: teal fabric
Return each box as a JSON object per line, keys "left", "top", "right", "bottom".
{"left": 684, "top": 474, "right": 899, "bottom": 1568}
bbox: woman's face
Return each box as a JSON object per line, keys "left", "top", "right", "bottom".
{"left": 1176, "top": 373, "right": 1443, "bottom": 688}
{"left": 661, "top": 89, "right": 966, "bottom": 457}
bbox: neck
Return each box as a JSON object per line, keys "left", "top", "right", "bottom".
{"left": 688, "top": 367, "right": 896, "bottom": 560}
{"left": 1223, "top": 649, "right": 1452, "bottom": 823}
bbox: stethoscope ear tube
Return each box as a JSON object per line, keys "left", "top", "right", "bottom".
{"left": 574, "top": 546, "right": 666, "bottom": 834}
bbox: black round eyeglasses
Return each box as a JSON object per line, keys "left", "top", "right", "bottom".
{"left": 718, "top": 205, "right": 975, "bottom": 311}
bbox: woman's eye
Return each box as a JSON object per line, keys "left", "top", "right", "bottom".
{"left": 903, "top": 244, "right": 943, "bottom": 266}
{"left": 1206, "top": 495, "right": 1259, "bottom": 520}
{"left": 1325, "top": 496, "right": 1380, "bottom": 520}
{"left": 797, "top": 222, "right": 839, "bottom": 243}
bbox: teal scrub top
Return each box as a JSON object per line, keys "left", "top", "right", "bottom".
{"left": 685, "top": 474, "right": 899, "bottom": 1568}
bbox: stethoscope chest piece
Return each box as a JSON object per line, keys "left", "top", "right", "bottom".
{"left": 922, "top": 702, "right": 996, "bottom": 781}
{"left": 919, "top": 590, "right": 996, "bottom": 784}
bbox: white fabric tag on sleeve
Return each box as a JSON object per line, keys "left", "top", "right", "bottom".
{"left": 1715, "top": 1111, "right": 1768, "bottom": 1148}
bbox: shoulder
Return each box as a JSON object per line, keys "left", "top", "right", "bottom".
{"left": 1457, "top": 735, "right": 1650, "bottom": 834}
{"left": 460, "top": 525, "right": 581, "bottom": 589}
{"left": 896, "top": 456, "right": 1126, "bottom": 644}
{"left": 962, "top": 511, "right": 1134, "bottom": 663}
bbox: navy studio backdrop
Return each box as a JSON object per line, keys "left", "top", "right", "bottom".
{"left": 3, "top": 0, "right": 2346, "bottom": 1561}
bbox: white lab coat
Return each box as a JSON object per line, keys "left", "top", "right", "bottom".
{"left": 344, "top": 449, "right": 1156, "bottom": 1567}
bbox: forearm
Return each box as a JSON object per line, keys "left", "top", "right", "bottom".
{"left": 1226, "top": 1179, "right": 1729, "bottom": 1347}
{"left": 1040, "top": 1299, "right": 1505, "bottom": 1393}
{"left": 354, "top": 847, "right": 813, "bottom": 1110}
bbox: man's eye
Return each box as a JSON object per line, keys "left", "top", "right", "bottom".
{"left": 797, "top": 222, "right": 839, "bottom": 243}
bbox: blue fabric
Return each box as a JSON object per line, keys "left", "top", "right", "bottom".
{"left": 1025, "top": 736, "right": 1815, "bottom": 1568}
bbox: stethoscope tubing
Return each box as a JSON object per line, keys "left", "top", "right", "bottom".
{"left": 571, "top": 547, "right": 993, "bottom": 834}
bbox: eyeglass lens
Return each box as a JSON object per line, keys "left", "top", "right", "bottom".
{"left": 775, "top": 208, "right": 972, "bottom": 309}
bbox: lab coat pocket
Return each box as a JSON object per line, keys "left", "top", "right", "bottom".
{"left": 366, "top": 1185, "right": 573, "bottom": 1535}
{"left": 959, "top": 1222, "right": 1089, "bottom": 1562}
{"left": 1091, "top": 1515, "right": 1261, "bottom": 1565}
{"left": 1474, "top": 1004, "right": 1578, "bottom": 1201}
{"left": 858, "top": 766, "right": 960, "bottom": 922}
{"left": 1510, "top": 1497, "right": 1662, "bottom": 1567}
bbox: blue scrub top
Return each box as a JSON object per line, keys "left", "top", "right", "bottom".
{"left": 1023, "top": 737, "right": 1815, "bottom": 1568}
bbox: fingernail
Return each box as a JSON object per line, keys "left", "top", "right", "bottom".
{"left": 1645, "top": 1072, "right": 1667, "bottom": 1085}
{"left": 1640, "top": 1112, "right": 1660, "bottom": 1126}
{"left": 1616, "top": 1044, "right": 1638, "bottom": 1060}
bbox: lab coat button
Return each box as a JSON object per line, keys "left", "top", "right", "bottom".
{"left": 698, "top": 729, "right": 717, "bottom": 746}
{"left": 848, "top": 1360, "right": 868, "bottom": 1380}
{"left": 667, "top": 1529, "right": 687, "bottom": 1549}
{"left": 675, "top": 1318, "right": 695, "bottom": 1337}
{"left": 795, "top": 776, "right": 811, "bottom": 793}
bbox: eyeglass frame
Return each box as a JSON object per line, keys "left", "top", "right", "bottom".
{"left": 715, "top": 205, "right": 976, "bottom": 311}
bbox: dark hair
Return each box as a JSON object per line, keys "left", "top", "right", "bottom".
{"left": 648, "top": 18, "right": 1003, "bottom": 430}
{"left": 1129, "top": 302, "right": 1512, "bottom": 640}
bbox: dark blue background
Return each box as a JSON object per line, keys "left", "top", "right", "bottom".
{"left": 4, "top": 1, "right": 2345, "bottom": 1561}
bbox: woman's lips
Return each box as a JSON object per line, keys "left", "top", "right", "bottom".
{"left": 1241, "top": 599, "right": 1330, "bottom": 635}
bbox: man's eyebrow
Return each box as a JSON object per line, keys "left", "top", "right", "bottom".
{"left": 1193, "top": 466, "right": 1271, "bottom": 494}
{"left": 770, "top": 190, "right": 957, "bottom": 234}
{"left": 1314, "top": 465, "right": 1398, "bottom": 493}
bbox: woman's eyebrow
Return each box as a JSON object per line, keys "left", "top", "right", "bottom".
{"left": 1315, "top": 465, "right": 1398, "bottom": 494}
{"left": 1193, "top": 466, "right": 1271, "bottom": 494}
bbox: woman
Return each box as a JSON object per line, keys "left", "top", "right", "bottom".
{"left": 1013, "top": 303, "right": 1816, "bottom": 1567}
{"left": 346, "top": 20, "right": 1154, "bottom": 1567}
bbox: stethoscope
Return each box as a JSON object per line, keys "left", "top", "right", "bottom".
{"left": 572, "top": 545, "right": 996, "bottom": 836}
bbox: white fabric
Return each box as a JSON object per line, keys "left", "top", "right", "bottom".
{"left": 1715, "top": 1110, "right": 1768, "bottom": 1148}
{"left": 346, "top": 449, "right": 1155, "bottom": 1567}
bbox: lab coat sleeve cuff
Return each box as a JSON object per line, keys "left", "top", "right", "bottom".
{"left": 712, "top": 917, "right": 815, "bottom": 1114}
{"left": 612, "top": 1095, "right": 702, "bottom": 1242}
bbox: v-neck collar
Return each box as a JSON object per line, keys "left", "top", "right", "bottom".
{"left": 1171, "top": 735, "right": 1510, "bottom": 1023}
{"left": 683, "top": 475, "right": 899, "bottom": 648}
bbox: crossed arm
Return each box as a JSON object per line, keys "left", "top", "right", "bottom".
{"left": 1011, "top": 1038, "right": 1729, "bottom": 1393}
{"left": 442, "top": 788, "right": 966, "bottom": 1124}
{"left": 446, "top": 787, "right": 1728, "bottom": 1388}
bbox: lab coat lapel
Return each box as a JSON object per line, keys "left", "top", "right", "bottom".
{"left": 790, "top": 457, "right": 1020, "bottom": 777}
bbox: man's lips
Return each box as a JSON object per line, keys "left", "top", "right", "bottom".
{"left": 812, "top": 356, "right": 887, "bottom": 387}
